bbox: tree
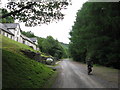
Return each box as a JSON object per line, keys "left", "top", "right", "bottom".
{"left": 37, "top": 37, "right": 45, "bottom": 52}
{"left": 40, "top": 36, "right": 66, "bottom": 59}
{"left": 60, "top": 42, "right": 69, "bottom": 58}
{"left": 21, "top": 31, "right": 36, "bottom": 37}
{"left": 69, "top": 2, "right": 120, "bottom": 69}
{"left": 0, "top": 8, "right": 14, "bottom": 23}
{"left": 1, "top": 0, "right": 71, "bottom": 26}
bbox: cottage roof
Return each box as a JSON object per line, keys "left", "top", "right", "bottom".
{"left": 0, "top": 23, "right": 7, "bottom": 30}
{"left": 29, "top": 38, "right": 37, "bottom": 42}
{"left": 21, "top": 34, "right": 32, "bottom": 41}
{"left": 4, "top": 23, "right": 19, "bottom": 29}
{"left": 0, "top": 23, "right": 14, "bottom": 35}
{"left": 21, "top": 35, "right": 37, "bottom": 45}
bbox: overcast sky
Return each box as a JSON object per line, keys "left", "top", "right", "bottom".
{"left": 1, "top": 0, "right": 88, "bottom": 44}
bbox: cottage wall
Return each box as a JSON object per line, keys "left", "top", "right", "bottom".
{"left": 28, "top": 42, "right": 37, "bottom": 50}
{"left": 0, "top": 29, "right": 13, "bottom": 39}
{"left": 8, "top": 29, "right": 15, "bottom": 35}
{"left": 8, "top": 25, "right": 21, "bottom": 42}
{"left": 8, "top": 29, "right": 16, "bottom": 41}
{"left": 19, "top": 36, "right": 23, "bottom": 44}
{"left": 16, "top": 26, "right": 21, "bottom": 42}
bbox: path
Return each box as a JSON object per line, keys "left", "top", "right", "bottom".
{"left": 52, "top": 59, "right": 119, "bottom": 88}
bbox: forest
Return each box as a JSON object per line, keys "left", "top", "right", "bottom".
{"left": 69, "top": 2, "right": 120, "bottom": 69}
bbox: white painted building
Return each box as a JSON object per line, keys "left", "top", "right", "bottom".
{"left": 0, "top": 23, "right": 14, "bottom": 40}
{"left": 0, "top": 23, "right": 39, "bottom": 51}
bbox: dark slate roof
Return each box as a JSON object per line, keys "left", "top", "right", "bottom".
{"left": 29, "top": 38, "right": 37, "bottom": 42}
{"left": 0, "top": 23, "right": 7, "bottom": 30}
{"left": 0, "top": 23, "right": 14, "bottom": 35}
{"left": 4, "top": 23, "right": 19, "bottom": 29}
{"left": 20, "top": 35, "right": 37, "bottom": 45}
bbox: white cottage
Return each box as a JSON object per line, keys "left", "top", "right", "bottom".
{"left": 20, "top": 34, "right": 38, "bottom": 50}
{"left": 4, "top": 23, "right": 22, "bottom": 42}
{"left": 0, "top": 23, "right": 14, "bottom": 39}
{"left": 0, "top": 23, "right": 39, "bottom": 51}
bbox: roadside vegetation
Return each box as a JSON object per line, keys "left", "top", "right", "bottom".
{"left": 93, "top": 65, "right": 118, "bottom": 83}
{"left": 69, "top": 2, "right": 120, "bottom": 69}
{"left": 21, "top": 31, "right": 69, "bottom": 59}
{"left": 1, "top": 35, "right": 56, "bottom": 88}
{"left": 60, "top": 42, "right": 69, "bottom": 58}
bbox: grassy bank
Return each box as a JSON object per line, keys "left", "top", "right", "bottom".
{"left": 1, "top": 35, "right": 56, "bottom": 88}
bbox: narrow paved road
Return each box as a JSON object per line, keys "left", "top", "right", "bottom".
{"left": 52, "top": 59, "right": 118, "bottom": 88}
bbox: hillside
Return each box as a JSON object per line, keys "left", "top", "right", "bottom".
{"left": 60, "top": 42, "right": 69, "bottom": 50}
{"left": 60, "top": 42, "right": 69, "bottom": 58}
{"left": 1, "top": 35, "right": 55, "bottom": 88}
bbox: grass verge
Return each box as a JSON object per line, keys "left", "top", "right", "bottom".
{"left": 93, "top": 65, "right": 118, "bottom": 83}
{"left": 1, "top": 35, "right": 56, "bottom": 88}
{"left": 43, "top": 71, "right": 58, "bottom": 88}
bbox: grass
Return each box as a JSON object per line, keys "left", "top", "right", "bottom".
{"left": 77, "top": 61, "right": 118, "bottom": 84}
{"left": 43, "top": 71, "right": 58, "bottom": 88}
{"left": 70, "top": 58, "right": 118, "bottom": 84}
{"left": 76, "top": 60, "right": 119, "bottom": 84}
{"left": 1, "top": 35, "right": 34, "bottom": 51}
{"left": 93, "top": 65, "right": 118, "bottom": 83}
{"left": 1, "top": 35, "right": 48, "bottom": 57}
{"left": 1, "top": 35, "right": 56, "bottom": 88}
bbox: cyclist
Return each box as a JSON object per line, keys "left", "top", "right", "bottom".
{"left": 86, "top": 58, "right": 93, "bottom": 75}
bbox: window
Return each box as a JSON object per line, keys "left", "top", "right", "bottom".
{"left": 3, "top": 32, "right": 5, "bottom": 35}
{"left": 23, "top": 40, "right": 25, "bottom": 44}
{"left": 11, "top": 36, "right": 12, "bottom": 39}
{"left": 7, "top": 34, "right": 8, "bottom": 37}
{"left": 17, "top": 37, "right": 18, "bottom": 41}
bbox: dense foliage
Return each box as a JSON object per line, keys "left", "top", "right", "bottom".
{"left": 38, "top": 36, "right": 67, "bottom": 59}
{"left": 69, "top": 2, "right": 120, "bottom": 69}
{"left": 60, "top": 42, "right": 69, "bottom": 58}
{"left": 1, "top": 0, "right": 71, "bottom": 26}
{"left": 0, "top": 8, "right": 14, "bottom": 23}
{"left": 21, "top": 31, "right": 36, "bottom": 38}
{"left": 21, "top": 31, "right": 67, "bottom": 59}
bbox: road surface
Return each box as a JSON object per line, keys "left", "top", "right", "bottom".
{"left": 52, "top": 59, "right": 118, "bottom": 88}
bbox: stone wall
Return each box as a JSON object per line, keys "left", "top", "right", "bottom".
{"left": 21, "top": 49, "right": 55, "bottom": 65}
{"left": 21, "top": 50, "right": 41, "bottom": 61}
